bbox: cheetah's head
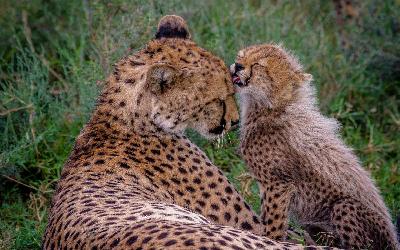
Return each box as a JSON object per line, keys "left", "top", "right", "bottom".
{"left": 230, "top": 44, "right": 313, "bottom": 110}
{"left": 114, "top": 15, "right": 239, "bottom": 138}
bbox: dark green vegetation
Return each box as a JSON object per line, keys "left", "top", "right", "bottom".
{"left": 0, "top": 0, "right": 399, "bottom": 249}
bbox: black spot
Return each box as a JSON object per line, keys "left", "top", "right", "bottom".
{"left": 110, "top": 238, "right": 120, "bottom": 247}
{"left": 192, "top": 158, "right": 201, "bottom": 164}
{"left": 160, "top": 179, "right": 170, "bottom": 186}
{"left": 225, "top": 186, "right": 233, "bottom": 194}
{"left": 119, "top": 162, "right": 130, "bottom": 169}
{"left": 113, "top": 68, "right": 120, "bottom": 81}
{"left": 144, "top": 169, "right": 154, "bottom": 177}
{"left": 208, "top": 182, "right": 217, "bottom": 189}
{"left": 145, "top": 157, "right": 155, "bottom": 163}
{"left": 193, "top": 178, "right": 201, "bottom": 184}
{"left": 145, "top": 226, "right": 158, "bottom": 232}
{"left": 171, "top": 178, "right": 181, "bottom": 185}
{"left": 164, "top": 240, "right": 177, "bottom": 246}
{"left": 224, "top": 212, "right": 231, "bottom": 222}
{"left": 130, "top": 60, "right": 145, "bottom": 67}
{"left": 180, "top": 57, "right": 190, "bottom": 63}
{"left": 153, "top": 166, "right": 165, "bottom": 173}
{"left": 157, "top": 232, "right": 168, "bottom": 239}
{"left": 126, "top": 235, "right": 138, "bottom": 245}
{"left": 211, "top": 204, "right": 219, "bottom": 211}
{"left": 178, "top": 167, "right": 188, "bottom": 174}
{"left": 208, "top": 214, "right": 219, "bottom": 222}
{"left": 151, "top": 149, "right": 160, "bottom": 155}
{"left": 231, "top": 245, "right": 245, "bottom": 250}
{"left": 202, "top": 192, "right": 210, "bottom": 198}
{"left": 220, "top": 198, "right": 228, "bottom": 205}
{"left": 186, "top": 186, "right": 195, "bottom": 193}
{"left": 94, "top": 159, "right": 105, "bottom": 165}
{"left": 205, "top": 171, "right": 213, "bottom": 177}
{"left": 142, "top": 236, "right": 152, "bottom": 244}
{"left": 234, "top": 204, "right": 242, "bottom": 212}
{"left": 253, "top": 215, "right": 260, "bottom": 224}
{"left": 184, "top": 239, "right": 195, "bottom": 246}
{"left": 218, "top": 240, "right": 227, "bottom": 246}
{"left": 125, "top": 216, "right": 136, "bottom": 221}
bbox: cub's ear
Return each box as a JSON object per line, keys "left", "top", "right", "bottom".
{"left": 155, "top": 15, "right": 191, "bottom": 40}
{"left": 146, "top": 63, "right": 178, "bottom": 94}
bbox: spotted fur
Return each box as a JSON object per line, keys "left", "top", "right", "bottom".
{"left": 42, "top": 16, "right": 328, "bottom": 250}
{"left": 232, "top": 43, "right": 399, "bottom": 249}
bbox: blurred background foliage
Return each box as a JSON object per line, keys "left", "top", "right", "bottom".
{"left": 0, "top": 0, "right": 399, "bottom": 248}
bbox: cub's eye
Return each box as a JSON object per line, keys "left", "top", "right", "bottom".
{"left": 235, "top": 63, "right": 245, "bottom": 72}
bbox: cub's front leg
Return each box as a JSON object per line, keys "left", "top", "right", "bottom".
{"left": 259, "top": 178, "right": 295, "bottom": 240}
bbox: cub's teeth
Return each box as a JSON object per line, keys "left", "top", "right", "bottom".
{"left": 232, "top": 75, "right": 245, "bottom": 87}
{"left": 232, "top": 76, "right": 241, "bottom": 84}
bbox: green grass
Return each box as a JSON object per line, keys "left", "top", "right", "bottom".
{"left": 0, "top": 0, "right": 399, "bottom": 249}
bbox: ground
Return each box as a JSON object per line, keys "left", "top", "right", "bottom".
{"left": 0, "top": 1, "right": 399, "bottom": 249}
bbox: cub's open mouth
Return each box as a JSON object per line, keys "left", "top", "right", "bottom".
{"left": 232, "top": 74, "right": 245, "bottom": 87}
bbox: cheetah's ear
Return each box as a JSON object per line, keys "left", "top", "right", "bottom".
{"left": 146, "top": 63, "right": 178, "bottom": 94}
{"left": 155, "top": 15, "right": 191, "bottom": 40}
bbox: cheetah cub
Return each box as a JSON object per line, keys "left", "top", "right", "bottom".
{"left": 230, "top": 44, "right": 399, "bottom": 249}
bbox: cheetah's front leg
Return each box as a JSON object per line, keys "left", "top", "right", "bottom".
{"left": 259, "top": 180, "right": 295, "bottom": 240}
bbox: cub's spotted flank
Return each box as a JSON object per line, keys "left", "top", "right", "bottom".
{"left": 231, "top": 43, "right": 399, "bottom": 249}
{"left": 42, "top": 16, "right": 328, "bottom": 249}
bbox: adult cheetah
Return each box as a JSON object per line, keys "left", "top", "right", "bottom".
{"left": 42, "top": 16, "right": 326, "bottom": 249}
{"left": 231, "top": 43, "right": 399, "bottom": 249}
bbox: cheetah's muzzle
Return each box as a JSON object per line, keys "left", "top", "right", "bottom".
{"left": 209, "top": 100, "right": 227, "bottom": 135}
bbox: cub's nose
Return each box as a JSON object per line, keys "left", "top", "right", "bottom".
{"left": 230, "top": 63, "right": 244, "bottom": 74}
{"left": 234, "top": 63, "right": 244, "bottom": 73}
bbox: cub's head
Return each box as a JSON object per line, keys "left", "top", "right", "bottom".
{"left": 111, "top": 15, "right": 239, "bottom": 138}
{"left": 230, "top": 44, "right": 312, "bottom": 110}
